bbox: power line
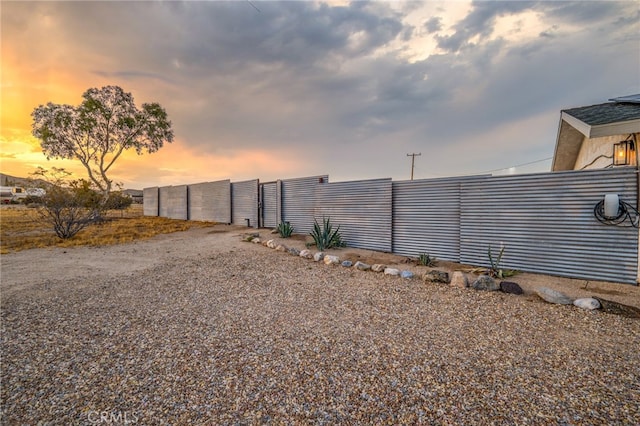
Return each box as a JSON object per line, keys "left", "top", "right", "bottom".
{"left": 475, "top": 157, "right": 553, "bottom": 175}
{"left": 246, "top": 0, "right": 261, "bottom": 12}
{"left": 422, "top": 156, "right": 554, "bottom": 179}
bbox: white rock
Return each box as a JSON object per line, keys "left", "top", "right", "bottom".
{"left": 535, "top": 287, "right": 574, "bottom": 305}
{"left": 384, "top": 268, "right": 400, "bottom": 276}
{"left": 573, "top": 298, "right": 601, "bottom": 310}
{"left": 275, "top": 244, "right": 287, "bottom": 252}
{"left": 313, "top": 252, "right": 325, "bottom": 262}
{"left": 324, "top": 255, "right": 340, "bottom": 265}
{"left": 299, "top": 249, "right": 313, "bottom": 259}
{"left": 266, "top": 239, "right": 277, "bottom": 249}
{"left": 252, "top": 238, "right": 262, "bottom": 244}
{"left": 401, "top": 271, "right": 414, "bottom": 279}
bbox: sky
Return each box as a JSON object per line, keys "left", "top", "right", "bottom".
{"left": 1, "top": 1, "right": 639, "bottom": 189}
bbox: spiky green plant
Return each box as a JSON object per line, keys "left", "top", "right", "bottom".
{"left": 419, "top": 252, "right": 437, "bottom": 267}
{"left": 310, "top": 216, "right": 345, "bottom": 251}
{"left": 488, "top": 245, "right": 505, "bottom": 278}
{"left": 277, "top": 221, "right": 294, "bottom": 238}
{"left": 487, "top": 245, "right": 517, "bottom": 278}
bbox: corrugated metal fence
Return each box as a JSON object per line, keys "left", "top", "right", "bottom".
{"left": 314, "top": 179, "right": 392, "bottom": 252}
{"left": 281, "top": 175, "right": 329, "bottom": 234}
{"left": 459, "top": 169, "right": 637, "bottom": 283}
{"left": 145, "top": 168, "right": 638, "bottom": 284}
{"left": 143, "top": 187, "right": 159, "bottom": 216}
{"left": 231, "top": 179, "right": 259, "bottom": 228}
{"left": 188, "top": 180, "right": 231, "bottom": 223}
{"left": 392, "top": 175, "right": 487, "bottom": 261}
{"left": 158, "top": 185, "right": 188, "bottom": 220}
{"left": 260, "top": 181, "right": 279, "bottom": 228}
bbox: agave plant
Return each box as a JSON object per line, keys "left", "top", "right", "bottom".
{"left": 276, "top": 221, "right": 294, "bottom": 238}
{"left": 487, "top": 245, "right": 517, "bottom": 278}
{"left": 310, "top": 216, "right": 345, "bottom": 251}
{"left": 419, "top": 252, "right": 437, "bottom": 267}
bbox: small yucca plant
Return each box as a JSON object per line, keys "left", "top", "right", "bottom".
{"left": 310, "top": 216, "right": 345, "bottom": 251}
{"left": 419, "top": 252, "right": 437, "bottom": 267}
{"left": 277, "top": 221, "right": 294, "bottom": 238}
{"left": 487, "top": 245, "right": 517, "bottom": 278}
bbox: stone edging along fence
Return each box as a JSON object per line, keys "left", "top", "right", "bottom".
{"left": 245, "top": 232, "right": 640, "bottom": 318}
{"left": 144, "top": 168, "right": 639, "bottom": 285}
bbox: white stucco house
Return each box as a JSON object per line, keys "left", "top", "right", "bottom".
{"left": 552, "top": 94, "right": 640, "bottom": 171}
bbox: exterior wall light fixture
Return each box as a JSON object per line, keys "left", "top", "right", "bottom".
{"left": 613, "top": 140, "right": 634, "bottom": 166}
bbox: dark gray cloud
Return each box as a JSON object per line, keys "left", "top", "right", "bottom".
{"left": 436, "top": 1, "right": 536, "bottom": 52}
{"left": 424, "top": 16, "right": 443, "bottom": 33}
{"left": 2, "top": 0, "right": 639, "bottom": 184}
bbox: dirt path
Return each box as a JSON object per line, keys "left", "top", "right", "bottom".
{"left": 2, "top": 224, "right": 640, "bottom": 308}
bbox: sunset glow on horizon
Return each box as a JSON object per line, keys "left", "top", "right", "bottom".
{"left": 2, "top": 1, "right": 638, "bottom": 189}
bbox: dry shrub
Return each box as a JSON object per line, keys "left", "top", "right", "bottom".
{"left": 0, "top": 206, "right": 215, "bottom": 253}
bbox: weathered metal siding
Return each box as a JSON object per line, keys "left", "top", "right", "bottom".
{"left": 188, "top": 180, "right": 231, "bottom": 223}
{"left": 314, "top": 179, "right": 392, "bottom": 252}
{"left": 392, "top": 176, "right": 486, "bottom": 260}
{"left": 158, "top": 186, "right": 171, "bottom": 218}
{"left": 164, "top": 185, "right": 188, "bottom": 220}
{"left": 231, "top": 179, "right": 259, "bottom": 228}
{"left": 143, "top": 187, "right": 159, "bottom": 216}
{"left": 459, "top": 168, "right": 638, "bottom": 284}
{"left": 281, "top": 175, "right": 329, "bottom": 234}
{"left": 261, "top": 181, "right": 278, "bottom": 228}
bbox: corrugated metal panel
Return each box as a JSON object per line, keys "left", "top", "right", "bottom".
{"left": 188, "top": 180, "right": 231, "bottom": 223}
{"left": 460, "top": 168, "right": 638, "bottom": 284}
{"left": 282, "top": 175, "right": 329, "bottom": 234}
{"left": 392, "top": 176, "right": 487, "bottom": 260}
{"left": 158, "top": 186, "right": 171, "bottom": 218}
{"left": 143, "top": 187, "right": 159, "bottom": 216}
{"left": 314, "top": 178, "right": 392, "bottom": 252}
{"left": 163, "top": 185, "right": 188, "bottom": 220}
{"left": 231, "top": 179, "right": 259, "bottom": 228}
{"left": 276, "top": 180, "right": 282, "bottom": 226}
{"left": 261, "top": 181, "right": 278, "bottom": 228}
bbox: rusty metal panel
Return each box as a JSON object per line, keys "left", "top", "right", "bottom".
{"left": 314, "top": 178, "right": 392, "bottom": 252}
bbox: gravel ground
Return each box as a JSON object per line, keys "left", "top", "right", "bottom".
{"left": 1, "top": 227, "right": 640, "bottom": 424}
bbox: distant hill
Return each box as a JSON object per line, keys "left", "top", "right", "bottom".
{"left": 0, "top": 173, "right": 140, "bottom": 192}
{"left": 0, "top": 172, "right": 49, "bottom": 188}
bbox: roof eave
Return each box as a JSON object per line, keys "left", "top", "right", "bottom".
{"left": 590, "top": 119, "right": 640, "bottom": 138}
{"left": 560, "top": 111, "right": 592, "bottom": 137}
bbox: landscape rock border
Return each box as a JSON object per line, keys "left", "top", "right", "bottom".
{"left": 242, "top": 232, "right": 639, "bottom": 318}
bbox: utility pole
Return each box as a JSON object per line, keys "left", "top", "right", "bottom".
{"left": 407, "top": 153, "right": 421, "bottom": 180}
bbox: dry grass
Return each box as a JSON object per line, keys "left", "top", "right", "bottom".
{"left": 0, "top": 205, "right": 216, "bottom": 254}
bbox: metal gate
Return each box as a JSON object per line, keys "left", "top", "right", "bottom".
{"left": 260, "top": 181, "right": 280, "bottom": 228}
{"left": 231, "top": 179, "right": 259, "bottom": 228}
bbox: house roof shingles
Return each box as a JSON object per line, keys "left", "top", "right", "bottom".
{"left": 563, "top": 100, "right": 640, "bottom": 126}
